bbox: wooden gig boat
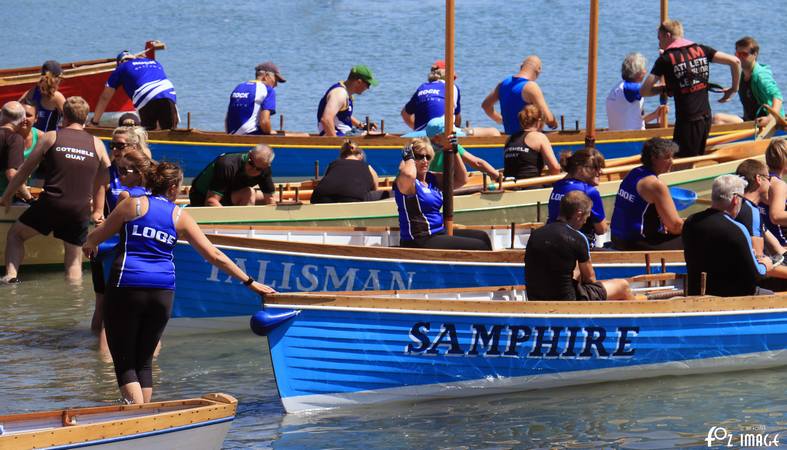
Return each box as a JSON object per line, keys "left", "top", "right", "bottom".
{"left": 0, "top": 393, "right": 237, "bottom": 449}
{"left": 256, "top": 288, "right": 787, "bottom": 413}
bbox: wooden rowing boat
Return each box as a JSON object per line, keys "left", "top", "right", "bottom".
{"left": 164, "top": 228, "right": 683, "bottom": 334}
{"left": 185, "top": 138, "right": 772, "bottom": 227}
{"left": 256, "top": 287, "right": 787, "bottom": 413}
{"left": 87, "top": 121, "right": 763, "bottom": 178}
{"left": 0, "top": 393, "right": 237, "bottom": 449}
{"left": 0, "top": 41, "right": 165, "bottom": 124}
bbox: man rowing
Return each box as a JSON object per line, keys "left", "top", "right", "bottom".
{"left": 525, "top": 190, "right": 632, "bottom": 301}
{"left": 317, "top": 65, "right": 377, "bottom": 136}
{"left": 639, "top": 19, "right": 741, "bottom": 157}
{"left": 225, "top": 61, "right": 286, "bottom": 135}
{"left": 481, "top": 55, "right": 557, "bottom": 135}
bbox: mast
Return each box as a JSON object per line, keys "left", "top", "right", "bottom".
{"left": 584, "top": 0, "right": 599, "bottom": 148}
{"left": 658, "top": 0, "right": 669, "bottom": 127}
{"left": 442, "top": 0, "right": 456, "bottom": 235}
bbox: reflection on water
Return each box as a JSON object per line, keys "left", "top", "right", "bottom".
{"left": 2, "top": 272, "right": 785, "bottom": 449}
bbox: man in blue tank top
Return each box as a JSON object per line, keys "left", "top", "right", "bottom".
{"left": 401, "top": 60, "right": 460, "bottom": 131}
{"left": 482, "top": 56, "right": 557, "bottom": 135}
{"left": 317, "top": 65, "right": 378, "bottom": 136}
{"left": 225, "top": 61, "right": 286, "bottom": 135}
{"left": 91, "top": 51, "right": 179, "bottom": 130}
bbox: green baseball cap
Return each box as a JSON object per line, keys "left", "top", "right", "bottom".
{"left": 350, "top": 65, "right": 378, "bottom": 87}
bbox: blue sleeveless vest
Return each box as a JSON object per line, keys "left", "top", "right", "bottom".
{"left": 499, "top": 76, "right": 529, "bottom": 134}
{"left": 394, "top": 172, "right": 445, "bottom": 241}
{"left": 611, "top": 166, "right": 658, "bottom": 241}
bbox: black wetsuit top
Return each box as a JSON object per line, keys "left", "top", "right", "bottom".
{"left": 682, "top": 208, "right": 766, "bottom": 296}
{"left": 525, "top": 221, "right": 590, "bottom": 300}
{"left": 311, "top": 158, "right": 374, "bottom": 203}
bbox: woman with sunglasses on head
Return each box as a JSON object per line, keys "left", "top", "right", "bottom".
{"left": 83, "top": 161, "right": 275, "bottom": 404}
{"left": 393, "top": 138, "right": 492, "bottom": 250}
{"left": 546, "top": 148, "right": 607, "bottom": 248}
{"left": 19, "top": 61, "right": 66, "bottom": 132}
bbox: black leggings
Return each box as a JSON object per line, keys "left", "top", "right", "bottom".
{"left": 104, "top": 286, "right": 174, "bottom": 388}
{"left": 401, "top": 229, "right": 493, "bottom": 250}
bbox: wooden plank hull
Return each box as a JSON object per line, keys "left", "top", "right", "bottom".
{"left": 0, "top": 58, "right": 133, "bottom": 116}
{"left": 260, "top": 291, "right": 787, "bottom": 413}
{"left": 161, "top": 232, "right": 683, "bottom": 334}
{"left": 88, "top": 122, "right": 761, "bottom": 178}
{"left": 0, "top": 208, "right": 69, "bottom": 268}
{"left": 0, "top": 393, "right": 237, "bottom": 449}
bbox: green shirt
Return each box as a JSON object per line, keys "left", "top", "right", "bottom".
{"left": 749, "top": 62, "right": 784, "bottom": 116}
{"left": 428, "top": 143, "right": 466, "bottom": 172}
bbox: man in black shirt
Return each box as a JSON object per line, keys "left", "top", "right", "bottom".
{"left": 640, "top": 19, "right": 741, "bottom": 157}
{"left": 189, "top": 144, "right": 275, "bottom": 207}
{"left": 525, "top": 191, "right": 633, "bottom": 301}
{"left": 682, "top": 174, "right": 773, "bottom": 296}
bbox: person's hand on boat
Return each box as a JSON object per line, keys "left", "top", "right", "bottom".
{"left": 249, "top": 281, "right": 277, "bottom": 295}
{"left": 758, "top": 254, "right": 774, "bottom": 273}
{"left": 756, "top": 115, "right": 773, "bottom": 129}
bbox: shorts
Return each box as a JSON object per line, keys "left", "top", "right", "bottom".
{"left": 188, "top": 189, "right": 232, "bottom": 207}
{"left": 574, "top": 280, "right": 607, "bottom": 301}
{"left": 18, "top": 201, "right": 89, "bottom": 246}
{"left": 673, "top": 114, "right": 711, "bottom": 158}
{"left": 139, "top": 98, "right": 179, "bottom": 130}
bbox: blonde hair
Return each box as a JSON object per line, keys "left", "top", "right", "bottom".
{"left": 659, "top": 19, "right": 684, "bottom": 38}
{"left": 127, "top": 126, "right": 151, "bottom": 158}
{"left": 765, "top": 139, "right": 787, "bottom": 172}
{"left": 427, "top": 67, "right": 446, "bottom": 82}
{"left": 518, "top": 104, "right": 542, "bottom": 129}
{"left": 409, "top": 138, "right": 434, "bottom": 160}
{"left": 38, "top": 72, "right": 61, "bottom": 98}
{"left": 63, "top": 96, "right": 89, "bottom": 125}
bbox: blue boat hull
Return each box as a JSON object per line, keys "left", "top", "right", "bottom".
{"left": 171, "top": 241, "right": 682, "bottom": 320}
{"left": 263, "top": 301, "right": 787, "bottom": 413}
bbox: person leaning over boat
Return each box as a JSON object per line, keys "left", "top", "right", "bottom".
{"left": 503, "top": 104, "right": 561, "bottom": 180}
{"left": 310, "top": 140, "right": 386, "bottom": 204}
{"left": 317, "top": 65, "right": 377, "bottom": 136}
{"left": 639, "top": 19, "right": 741, "bottom": 157}
{"left": 0, "top": 102, "right": 32, "bottom": 203}
{"left": 713, "top": 36, "right": 784, "bottom": 127}
{"left": 90, "top": 51, "right": 178, "bottom": 130}
{"left": 525, "top": 191, "right": 632, "bottom": 301}
{"left": 188, "top": 144, "right": 275, "bottom": 207}
{"left": 605, "top": 52, "right": 667, "bottom": 131}
{"left": 481, "top": 55, "right": 558, "bottom": 135}
{"left": 547, "top": 148, "right": 606, "bottom": 247}
{"left": 82, "top": 161, "right": 274, "bottom": 404}
{"left": 19, "top": 60, "right": 65, "bottom": 132}
{"left": 610, "top": 137, "right": 683, "bottom": 250}
{"left": 682, "top": 174, "right": 773, "bottom": 296}
{"left": 394, "top": 138, "right": 492, "bottom": 250}
{"left": 225, "top": 61, "right": 286, "bottom": 135}
{"left": 423, "top": 116, "right": 501, "bottom": 182}
{"left": 1, "top": 97, "right": 111, "bottom": 283}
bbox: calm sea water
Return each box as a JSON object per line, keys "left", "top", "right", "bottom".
{"left": 4, "top": 1, "right": 787, "bottom": 448}
{"left": 6, "top": 1, "right": 787, "bottom": 134}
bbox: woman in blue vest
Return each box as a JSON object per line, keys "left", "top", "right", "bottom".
{"left": 547, "top": 148, "right": 607, "bottom": 247}
{"left": 19, "top": 60, "right": 65, "bottom": 132}
{"left": 83, "top": 161, "right": 274, "bottom": 404}
{"left": 393, "top": 138, "right": 491, "bottom": 250}
{"left": 610, "top": 137, "right": 684, "bottom": 250}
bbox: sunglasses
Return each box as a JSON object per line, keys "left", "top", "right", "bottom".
{"left": 736, "top": 48, "right": 756, "bottom": 56}
{"left": 117, "top": 166, "right": 138, "bottom": 176}
{"left": 247, "top": 155, "right": 263, "bottom": 170}
{"left": 110, "top": 142, "right": 131, "bottom": 151}
{"left": 414, "top": 153, "right": 431, "bottom": 161}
